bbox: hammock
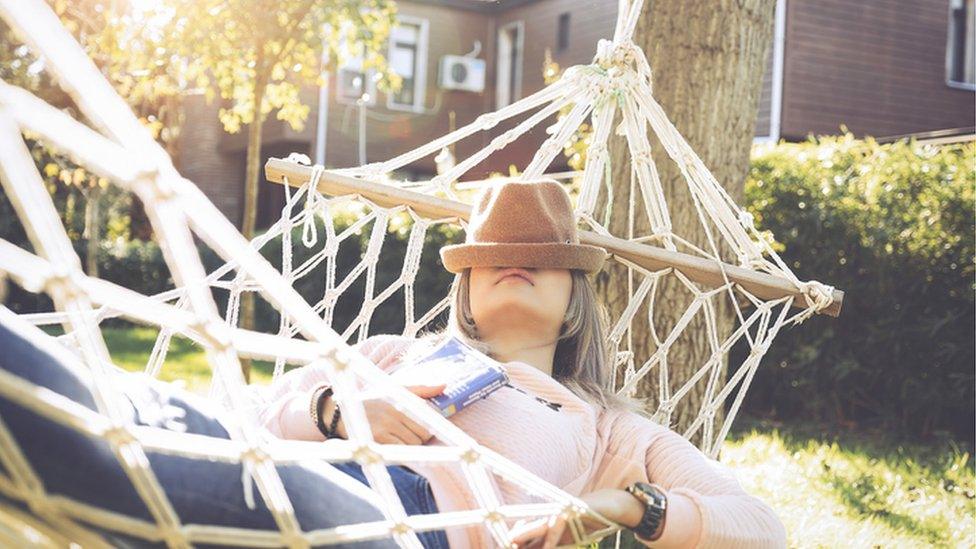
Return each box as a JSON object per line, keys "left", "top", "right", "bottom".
{"left": 0, "top": 0, "right": 843, "bottom": 546}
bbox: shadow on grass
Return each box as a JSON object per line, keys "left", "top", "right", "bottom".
{"left": 731, "top": 413, "right": 973, "bottom": 476}
{"left": 823, "top": 467, "right": 945, "bottom": 545}
{"left": 730, "top": 413, "right": 974, "bottom": 546}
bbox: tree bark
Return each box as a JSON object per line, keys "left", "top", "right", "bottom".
{"left": 239, "top": 69, "right": 268, "bottom": 383}
{"left": 595, "top": 0, "right": 776, "bottom": 448}
{"left": 84, "top": 186, "right": 100, "bottom": 278}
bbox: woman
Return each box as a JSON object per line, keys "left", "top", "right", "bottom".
{"left": 259, "top": 180, "right": 788, "bottom": 548}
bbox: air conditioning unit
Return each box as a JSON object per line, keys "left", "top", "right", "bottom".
{"left": 439, "top": 55, "right": 486, "bottom": 92}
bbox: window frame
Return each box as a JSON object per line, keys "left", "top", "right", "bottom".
{"left": 335, "top": 39, "right": 377, "bottom": 106}
{"left": 386, "top": 15, "right": 430, "bottom": 113}
{"left": 496, "top": 20, "right": 525, "bottom": 110}
{"left": 945, "top": 0, "right": 976, "bottom": 91}
{"left": 557, "top": 13, "right": 571, "bottom": 53}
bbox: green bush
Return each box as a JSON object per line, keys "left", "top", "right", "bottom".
{"left": 97, "top": 237, "right": 172, "bottom": 296}
{"left": 741, "top": 133, "right": 974, "bottom": 444}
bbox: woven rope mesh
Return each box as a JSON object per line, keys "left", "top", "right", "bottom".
{"left": 0, "top": 0, "right": 837, "bottom": 547}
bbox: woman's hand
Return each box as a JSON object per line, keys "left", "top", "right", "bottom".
{"left": 332, "top": 383, "right": 445, "bottom": 444}
{"left": 506, "top": 488, "right": 646, "bottom": 548}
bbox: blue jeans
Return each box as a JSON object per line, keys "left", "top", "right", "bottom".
{"left": 0, "top": 315, "right": 450, "bottom": 549}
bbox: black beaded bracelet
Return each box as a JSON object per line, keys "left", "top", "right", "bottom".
{"left": 311, "top": 385, "right": 334, "bottom": 439}
{"left": 328, "top": 400, "right": 342, "bottom": 439}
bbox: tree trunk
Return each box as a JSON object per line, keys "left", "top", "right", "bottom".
{"left": 239, "top": 71, "right": 268, "bottom": 383}
{"left": 84, "top": 186, "right": 100, "bottom": 278}
{"left": 595, "top": 0, "right": 775, "bottom": 448}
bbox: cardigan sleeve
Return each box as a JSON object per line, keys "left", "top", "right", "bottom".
{"left": 255, "top": 334, "right": 418, "bottom": 440}
{"left": 605, "top": 412, "right": 787, "bottom": 549}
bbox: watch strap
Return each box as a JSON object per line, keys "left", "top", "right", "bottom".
{"left": 625, "top": 481, "right": 667, "bottom": 542}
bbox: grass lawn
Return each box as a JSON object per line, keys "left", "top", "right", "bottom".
{"left": 101, "top": 325, "right": 277, "bottom": 392}
{"left": 83, "top": 326, "right": 976, "bottom": 547}
{"left": 723, "top": 417, "right": 974, "bottom": 549}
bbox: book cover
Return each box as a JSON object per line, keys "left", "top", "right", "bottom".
{"left": 389, "top": 335, "right": 509, "bottom": 417}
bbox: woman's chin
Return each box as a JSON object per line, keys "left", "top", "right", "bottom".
{"left": 476, "top": 303, "right": 552, "bottom": 325}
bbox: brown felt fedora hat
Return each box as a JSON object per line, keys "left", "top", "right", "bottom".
{"left": 440, "top": 179, "right": 609, "bottom": 274}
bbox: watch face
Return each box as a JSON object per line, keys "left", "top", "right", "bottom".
{"left": 626, "top": 482, "right": 665, "bottom": 541}
{"left": 631, "top": 482, "right": 659, "bottom": 500}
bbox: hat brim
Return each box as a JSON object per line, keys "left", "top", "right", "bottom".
{"left": 440, "top": 242, "right": 609, "bottom": 274}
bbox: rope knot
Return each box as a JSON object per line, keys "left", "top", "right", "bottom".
{"left": 738, "top": 211, "right": 756, "bottom": 230}
{"left": 26, "top": 493, "right": 56, "bottom": 518}
{"left": 241, "top": 444, "right": 271, "bottom": 466}
{"left": 793, "top": 280, "right": 835, "bottom": 324}
{"left": 537, "top": 141, "right": 562, "bottom": 158}
{"left": 476, "top": 113, "right": 499, "bottom": 130}
{"left": 102, "top": 424, "right": 136, "bottom": 447}
{"left": 192, "top": 319, "right": 233, "bottom": 351}
{"left": 353, "top": 444, "right": 382, "bottom": 465}
{"left": 391, "top": 521, "right": 412, "bottom": 535}
{"left": 632, "top": 149, "right": 653, "bottom": 165}
{"left": 588, "top": 142, "right": 608, "bottom": 157}
{"left": 484, "top": 509, "right": 504, "bottom": 523}
{"left": 318, "top": 345, "right": 353, "bottom": 372}
{"left": 461, "top": 447, "right": 480, "bottom": 464}
{"left": 285, "top": 152, "right": 311, "bottom": 165}
{"left": 430, "top": 175, "right": 450, "bottom": 190}
{"left": 44, "top": 266, "right": 82, "bottom": 299}
{"left": 562, "top": 502, "right": 584, "bottom": 518}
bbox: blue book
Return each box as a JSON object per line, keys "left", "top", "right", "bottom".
{"left": 389, "top": 335, "right": 509, "bottom": 417}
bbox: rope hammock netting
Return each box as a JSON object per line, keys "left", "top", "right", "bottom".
{"left": 0, "top": 0, "right": 843, "bottom": 547}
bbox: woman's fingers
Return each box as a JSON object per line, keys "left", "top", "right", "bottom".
{"left": 508, "top": 517, "right": 550, "bottom": 547}
{"left": 396, "top": 423, "right": 424, "bottom": 445}
{"left": 397, "top": 411, "right": 433, "bottom": 443}
{"left": 406, "top": 383, "right": 446, "bottom": 399}
{"left": 542, "top": 514, "right": 567, "bottom": 549}
{"left": 362, "top": 400, "right": 427, "bottom": 445}
{"left": 507, "top": 514, "right": 574, "bottom": 549}
{"left": 376, "top": 430, "right": 408, "bottom": 445}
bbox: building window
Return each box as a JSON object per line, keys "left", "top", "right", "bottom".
{"left": 557, "top": 13, "right": 570, "bottom": 52}
{"left": 947, "top": 0, "right": 975, "bottom": 87}
{"left": 496, "top": 21, "right": 524, "bottom": 109}
{"left": 337, "top": 42, "right": 376, "bottom": 105}
{"left": 388, "top": 18, "right": 429, "bottom": 111}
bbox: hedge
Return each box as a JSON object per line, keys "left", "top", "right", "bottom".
{"left": 740, "top": 133, "right": 974, "bottom": 443}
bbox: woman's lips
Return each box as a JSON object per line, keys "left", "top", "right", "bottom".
{"left": 496, "top": 268, "right": 534, "bottom": 285}
{"left": 499, "top": 274, "right": 531, "bottom": 283}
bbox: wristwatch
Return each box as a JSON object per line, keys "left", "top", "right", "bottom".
{"left": 624, "top": 481, "right": 668, "bottom": 542}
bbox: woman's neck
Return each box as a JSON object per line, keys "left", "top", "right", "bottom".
{"left": 482, "top": 334, "right": 557, "bottom": 376}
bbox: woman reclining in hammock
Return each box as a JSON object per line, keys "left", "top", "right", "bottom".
{"left": 257, "top": 180, "right": 788, "bottom": 548}
{"left": 0, "top": 180, "right": 785, "bottom": 548}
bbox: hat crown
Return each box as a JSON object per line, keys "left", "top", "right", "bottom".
{"left": 467, "top": 180, "right": 578, "bottom": 245}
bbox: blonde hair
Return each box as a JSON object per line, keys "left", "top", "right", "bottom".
{"left": 406, "top": 268, "right": 642, "bottom": 413}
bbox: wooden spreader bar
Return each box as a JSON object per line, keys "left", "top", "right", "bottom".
{"left": 265, "top": 158, "right": 843, "bottom": 317}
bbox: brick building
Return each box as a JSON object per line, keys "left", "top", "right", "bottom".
{"left": 177, "top": 0, "right": 976, "bottom": 228}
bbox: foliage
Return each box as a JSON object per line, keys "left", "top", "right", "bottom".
{"left": 740, "top": 133, "right": 975, "bottom": 443}
{"left": 0, "top": 134, "right": 136, "bottom": 249}
{"left": 89, "top": 0, "right": 401, "bottom": 373}
{"left": 95, "top": 0, "right": 400, "bottom": 136}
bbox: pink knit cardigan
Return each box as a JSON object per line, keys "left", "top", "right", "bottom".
{"left": 256, "top": 334, "right": 787, "bottom": 548}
